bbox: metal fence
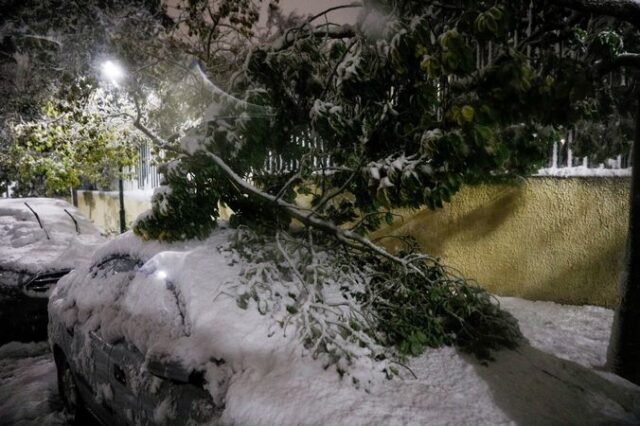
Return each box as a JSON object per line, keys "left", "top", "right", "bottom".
{"left": 123, "top": 142, "right": 161, "bottom": 191}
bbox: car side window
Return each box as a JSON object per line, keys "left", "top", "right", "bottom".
{"left": 90, "top": 256, "right": 141, "bottom": 278}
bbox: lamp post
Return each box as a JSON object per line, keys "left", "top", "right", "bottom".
{"left": 100, "top": 59, "right": 127, "bottom": 233}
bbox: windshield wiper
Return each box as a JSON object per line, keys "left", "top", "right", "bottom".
{"left": 63, "top": 209, "right": 80, "bottom": 234}
{"left": 24, "top": 202, "right": 50, "bottom": 240}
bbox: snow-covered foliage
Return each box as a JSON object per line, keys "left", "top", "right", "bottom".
{"left": 7, "top": 80, "right": 143, "bottom": 195}
{"left": 229, "top": 228, "right": 393, "bottom": 385}
{"left": 230, "top": 227, "right": 520, "bottom": 370}
{"left": 138, "top": 0, "right": 619, "bottom": 242}
{"left": 0, "top": 198, "right": 104, "bottom": 275}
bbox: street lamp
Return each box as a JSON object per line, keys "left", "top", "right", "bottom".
{"left": 101, "top": 60, "right": 125, "bottom": 86}
{"left": 100, "top": 59, "right": 127, "bottom": 233}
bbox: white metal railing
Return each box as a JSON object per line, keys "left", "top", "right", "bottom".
{"left": 123, "top": 142, "right": 162, "bottom": 191}
{"left": 537, "top": 140, "right": 631, "bottom": 177}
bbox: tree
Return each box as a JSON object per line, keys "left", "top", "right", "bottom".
{"left": 5, "top": 80, "right": 142, "bottom": 195}
{"left": 0, "top": 0, "right": 175, "bottom": 193}
{"left": 535, "top": 0, "right": 640, "bottom": 387}
{"left": 0, "top": 0, "right": 279, "bottom": 195}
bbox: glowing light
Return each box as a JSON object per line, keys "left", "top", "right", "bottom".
{"left": 101, "top": 60, "right": 125, "bottom": 85}
{"left": 156, "top": 270, "right": 167, "bottom": 280}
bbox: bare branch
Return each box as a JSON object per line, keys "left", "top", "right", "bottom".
{"left": 311, "top": 166, "right": 360, "bottom": 214}
{"left": 613, "top": 53, "right": 640, "bottom": 69}
{"left": 306, "top": 3, "right": 363, "bottom": 25}
{"left": 275, "top": 171, "right": 302, "bottom": 201}
{"left": 595, "top": 52, "right": 640, "bottom": 75}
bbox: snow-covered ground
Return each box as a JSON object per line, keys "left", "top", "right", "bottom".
{"left": 2, "top": 296, "right": 638, "bottom": 425}
{"left": 0, "top": 342, "right": 66, "bottom": 425}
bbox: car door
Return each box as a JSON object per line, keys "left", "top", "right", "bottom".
{"left": 136, "top": 357, "right": 221, "bottom": 425}
{"left": 108, "top": 341, "right": 146, "bottom": 425}
{"left": 87, "top": 255, "right": 142, "bottom": 424}
{"left": 86, "top": 329, "right": 117, "bottom": 422}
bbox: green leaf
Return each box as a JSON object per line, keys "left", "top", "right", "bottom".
{"left": 461, "top": 105, "right": 475, "bottom": 123}
{"left": 384, "top": 211, "right": 394, "bottom": 225}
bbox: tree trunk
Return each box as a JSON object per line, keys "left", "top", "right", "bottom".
{"left": 607, "top": 90, "right": 640, "bottom": 385}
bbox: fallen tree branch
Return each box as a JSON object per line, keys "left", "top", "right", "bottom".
{"left": 276, "top": 25, "right": 356, "bottom": 51}
{"left": 198, "top": 149, "right": 426, "bottom": 278}
{"left": 306, "top": 2, "right": 362, "bottom": 25}
{"left": 594, "top": 52, "right": 640, "bottom": 75}
{"left": 543, "top": 0, "right": 640, "bottom": 27}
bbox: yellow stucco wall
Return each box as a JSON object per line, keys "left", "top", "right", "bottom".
{"left": 75, "top": 190, "right": 234, "bottom": 235}
{"left": 76, "top": 190, "right": 152, "bottom": 234}
{"left": 377, "top": 177, "right": 630, "bottom": 308}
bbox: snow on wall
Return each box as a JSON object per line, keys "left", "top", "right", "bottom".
{"left": 537, "top": 166, "right": 631, "bottom": 177}
{"left": 537, "top": 142, "right": 631, "bottom": 177}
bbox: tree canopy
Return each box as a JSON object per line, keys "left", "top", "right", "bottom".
{"left": 136, "top": 0, "right": 638, "bottom": 240}
{"left": 0, "top": 0, "right": 267, "bottom": 194}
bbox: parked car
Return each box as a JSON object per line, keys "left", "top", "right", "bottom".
{"left": 0, "top": 198, "right": 105, "bottom": 344}
{"left": 48, "top": 227, "right": 385, "bottom": 425}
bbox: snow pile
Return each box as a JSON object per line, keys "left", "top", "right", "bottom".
{"left": 498, "top": 297, "right": 613, "bottom": 368}
{"left": 49, "top": 228, "right": 640, "bottom": 425}
{"left": 223, "top": 296, "right": 640, "bottom": 425}
{"left": 0, "top": 198, "right": 105, "bottom": 275}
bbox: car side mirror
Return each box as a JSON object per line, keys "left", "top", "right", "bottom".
{"left": 146, "top": 356, "right": 204, "bottom": 385}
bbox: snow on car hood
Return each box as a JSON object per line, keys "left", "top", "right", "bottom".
{"left": 0, "top": 198, "right": 105, "bottom": 275}
{"left": 49, "top": 228, "right": 640, "bottom": 425}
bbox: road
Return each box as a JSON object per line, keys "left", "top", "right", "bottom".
{"left": 0, "top": 341, "right": 68, "bottom": 425}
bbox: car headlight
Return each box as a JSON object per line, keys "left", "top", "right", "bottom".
{"left": 0, "top": 270, "right": 31, "bottom": 289}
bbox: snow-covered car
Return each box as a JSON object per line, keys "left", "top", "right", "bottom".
{"left": 0, "top": 198, "right": 105, "bottom": 344}
{"left": 48, "top": 231, "right": 231, "bottom": 424}
{"left": 48, "top": 227, "right": 640, "bottom": 425}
